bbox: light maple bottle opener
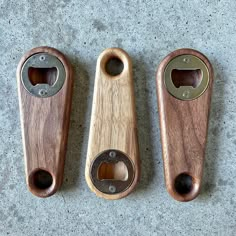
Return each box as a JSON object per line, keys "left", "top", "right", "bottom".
{"left": 156, "top": 49, "right": 213, "bottom": 201}
{"left": 17, "top": 46, "right": 73, "bottom": 198}
{"left": 85, "top": 48, "right": 140, "bottom": 199}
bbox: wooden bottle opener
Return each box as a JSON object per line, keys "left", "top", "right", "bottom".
{"left": 85, "top": 48, "right": 140, "bottom": 200}
{"left": 17, "top": 46, "right": 73, "bottom": 198}
{"left": 156, "top": 49, "right": 213, "bottom": 201}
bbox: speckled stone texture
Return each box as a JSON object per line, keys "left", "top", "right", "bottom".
{"left": 0, "top": 0, "right": 235, "bottom": 235}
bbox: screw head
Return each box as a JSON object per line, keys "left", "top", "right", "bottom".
{"left": 183, "top": 58, "right": 190, "bottom": 63}
{"left": 39, "top": 55, "right": 46, "bottom": 61}
{"left": 38, "top": 89, "right": 48, "bottom": 97}
{"left": 109, "top": 185, "right": 116, "bottom": 193}
{"left": 109, "top": 151, "right": 116, "bottom": 158}
{"left": 182, "top": 90, "right": 190, "bottom": 98}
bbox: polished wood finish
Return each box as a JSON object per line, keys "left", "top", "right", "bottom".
{"left": 17, "top": 47, "right": 73, "bottom": 198}
{"left": 156, "top": 49, "right": 213, "bottom": 201}
{"left": 86, "top": 48, "right": 140, "bottom": 200}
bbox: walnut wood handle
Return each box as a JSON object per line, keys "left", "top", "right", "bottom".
{"left": 85, "top": 48, "right": 140, "bottom": 200}
{"left": 17, "top": 46, "right": 73, "bottom": 198}
{"left": 156, "top": 48, "right": 214, "bottom": 201}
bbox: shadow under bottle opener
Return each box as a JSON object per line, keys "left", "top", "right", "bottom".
{"left": 156, "top": 48, "right": 213, "bottom": 202}
{"left": 17, "top": 46, "right": 73, "bottom": 198}
{"left": 85, "top": 48, "right": 140, "bottom": 200}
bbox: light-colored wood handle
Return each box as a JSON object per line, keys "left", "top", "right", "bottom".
{"left": 17, "top": 46, "right": 73, "bottom": 198}
{"left": 85, "top": 48, "right": 140, "bottom": 200}
{"left": 156, "top": 48, "right": 213, "bottom": 201}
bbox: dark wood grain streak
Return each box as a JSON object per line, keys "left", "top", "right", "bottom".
{"left": 17, "top": 47, "right": 73, "bottom": 198}
{"left": 156, "top": 48, "right": 213, "bottom": 201}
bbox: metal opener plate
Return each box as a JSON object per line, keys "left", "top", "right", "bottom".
{"left": 164, "top": 54, "right": 209, "bottom": 101}
{"left": 90, "top": 149, "right": 135, "bottom": 194}
{"left": 21, "top": 53, "right": 66, "bottom": 98}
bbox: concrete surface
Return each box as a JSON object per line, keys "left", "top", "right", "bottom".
{"left": 0, "top": 0, "right": 235, "bottom": 235}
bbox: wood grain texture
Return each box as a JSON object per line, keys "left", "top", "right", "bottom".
{"left": 17, "top": 46, "right": 73, "bottom": 198}
{"left": 156, "top": 48, "right": 214, "bottom": 202}
{"left": 85, "top": 48, "right": 140, "bottom": 200}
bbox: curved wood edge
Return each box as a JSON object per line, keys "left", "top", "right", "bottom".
{"left": 156, "top": 48, "right": 214, "bottom": 201}
{"left": 86, "top": 48, "right": 140, "bottom": 200}
{"left": 17, "top": 46, "right": 73, "bottom": 197}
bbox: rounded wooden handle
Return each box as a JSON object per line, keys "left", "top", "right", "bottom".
{"left": 156, "top": 48, "right": 214, "bottom": 201}
{"left": 85, "top": 48, "right": 140, "bottom": 200}
{"left": 17, "top": 46, "right": 73, "bottom": 197}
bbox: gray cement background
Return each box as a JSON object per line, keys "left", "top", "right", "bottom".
{"left": 0, "top": 0, "right": 235, "bottom": 235}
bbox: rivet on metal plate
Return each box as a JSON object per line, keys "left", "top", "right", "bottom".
{"left": 164, "top": 54, "right": 209, "bottom": 101}
{"left": 21, "top": 53, "right": 66, "bottom": 98}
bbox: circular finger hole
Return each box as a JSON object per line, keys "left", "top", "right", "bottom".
{"left": 105, "top": 57, "right": 124, "bottom": 76}
{"left": 31, "top": 169, "right": 53, "bottom": 190}
{"left": 174, "top": 173, "right": 193, "bottom": 195}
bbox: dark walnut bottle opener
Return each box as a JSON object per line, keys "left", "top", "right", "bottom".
{"left": 17, "top": 47, "right": 73, "bottom": 198}
{"left": 85, "top": 48, "right": 140, "bottom": 200}
{"left": 156, "top": 49, "right": 213, "bottom": 202}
